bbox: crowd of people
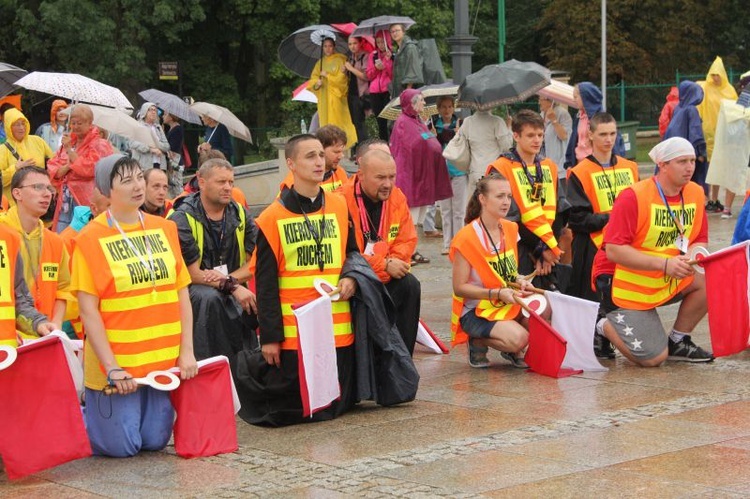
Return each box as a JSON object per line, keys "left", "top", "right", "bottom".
{"left": 1, "top": 44, "right": 748, "bottom": 467}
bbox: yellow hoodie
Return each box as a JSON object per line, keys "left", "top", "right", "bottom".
{"left": 0, "top": 107, "right": 54, "bottom": 205}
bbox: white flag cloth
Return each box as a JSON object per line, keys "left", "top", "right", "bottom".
{"left": 293, "top": 287, "right": 340, "bottom": 417}
{"left": 416, "top": 319, "right": 449, "bottom": 354}
{"left": 545, "top": 292, "right": 608, "bottom": 372}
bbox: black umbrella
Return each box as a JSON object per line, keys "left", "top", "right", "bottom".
{"left": 278, "top": 25, "right": 350, "bottom": 78}
{"left": 0, "top": 63, "right": 27, "bottom": 98}
{"left": 457, "top": 59, "right": 551, "bottom": 111}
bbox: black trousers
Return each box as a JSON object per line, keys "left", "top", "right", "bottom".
{"left": 385, "top": 273, "right": 421, "bottom": 355}
{"left": 370, "top": 92, "right": 391, "bottom": 141}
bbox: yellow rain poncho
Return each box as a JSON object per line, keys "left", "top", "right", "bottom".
{"left": 697, "top": 56, "right": 738, "bottom": 157}
{"left": 0, "top": 107, "right": 54, "bottom": 205}
{"left": 307, "top": 53, "right": 357, "bottom": 148}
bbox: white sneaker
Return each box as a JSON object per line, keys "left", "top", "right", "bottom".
{"left": 721, "top": 209, "right": 732, "bottom": 219}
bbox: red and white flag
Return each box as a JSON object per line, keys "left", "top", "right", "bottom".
{"left": 545, "top": 291, "right": 608, "bottom": 372}
{"left": 416, "top": 318, "right": 449, "bottom": 354}
{"left": 701, "top": 241, "right": 750, "bottom": 357}
{"left": 169, "top": 356, "right": 239, "bottom": 458}
{"left": 294, "top": 288, "right": 340, "bottom": 418}
{"left": 0, "top": 336, "right": 91, "bottom": 480}
{"left": 525, "top": 309, "right": 583, "bottom": 378}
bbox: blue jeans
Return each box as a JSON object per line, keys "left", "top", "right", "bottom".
{"left": 85, "top": 387, "right": 174, "bottom": 457}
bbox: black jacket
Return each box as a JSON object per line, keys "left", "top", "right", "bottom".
{"left": 342, "top": 253, "right": 419, "bottom": 406}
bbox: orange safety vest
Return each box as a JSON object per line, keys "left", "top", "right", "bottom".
{"left": 448, "top": 218, "right": 521, "bottom": 346}
{"left": 569, "top": 155, "right": 639, "bottom": 249}
{"left": 340, "top": 177, "right": 417, "bottom": 283}
{"left": 0, "top": 225, "right": 20, "bottom": 347}
{"left": 280, "top": 167, "right": 348, "bottom": 194}
{"left": 254, "top": 191, "right": 353, "bottom": 350}
{"left": 486, "top": 155, "right": 560, "bottom": 256}
{"left": 612, "top": 179, "right": 705, "bottom": 310}
{"left": 74, "top": 213, "right": 185, "bottom": 378}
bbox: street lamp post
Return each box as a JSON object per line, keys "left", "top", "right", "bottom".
{"left": 448, "top": 0, "right": 479, "bottom": 88}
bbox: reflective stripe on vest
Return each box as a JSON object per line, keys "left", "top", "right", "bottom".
{"left": 487, "top": 158, "right": 560, "bottom": 255}
{"left": 0, "top": 229, "right": 20, "bottom": 347}
{"left": 570, "top": 156, "right": 638, "bottom": 249}
{"left": 255, "top": 193, "right": 353, "bottom": 350}
{"left": 612, "top": 180, "right": 705, "bottom": 310}
{"left": 183, "top": 202, "right": 247, "bottom": 268}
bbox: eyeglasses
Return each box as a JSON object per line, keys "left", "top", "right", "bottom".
{"left": 18, "top": 184, "right": 56, "bottom": 195}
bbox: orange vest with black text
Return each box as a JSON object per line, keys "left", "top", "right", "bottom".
{"left": 0, "top": 225, "right": 20, "bottom": 347}
{"left": 612, "top": 179, "right": 705, "bottom": 310}
{"left": 74, "top": 213, "right": 185, "bottom": 379}
{"left": 254, "top": 191, "right": 353, "bottom": 350}
{"left": 569, "top": 155, "right": 639, "bottom": 248}
{"left": 449, "top": 218, "right": 521, "bottom": 346}
{"left": 486, "top": 154, "right": 560, "bottom": 256}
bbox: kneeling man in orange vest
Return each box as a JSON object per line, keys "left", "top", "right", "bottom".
{"left": 591, "top": 137, "right": 713, "bottom": 366}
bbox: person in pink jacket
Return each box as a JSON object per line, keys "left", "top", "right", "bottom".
{"left": 366, "top": 29, "right": 393, "bottom": 141}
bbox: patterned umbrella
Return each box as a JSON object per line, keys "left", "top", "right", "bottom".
{"left": 457, "top": 60, "right": 551, "bottom": 111}
{"left": 191, "top": 101, "right": 252, "bottom": 143}
{"left": 14, "top": 72, "right": 132, "bottom": 110}
{"left": 0, "top": 63, "right": 27, "bottom": 98}
{"left": 378, "top": 82, "right": 460, "bottom": 121}
{"left": 138, "top": 89, "right": 201, "bottom": 124}
{"left": 278, "top": 24, "right": 350, "bottom": 78}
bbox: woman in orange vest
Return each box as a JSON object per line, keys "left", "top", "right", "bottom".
{"left": 450, "top": 174, "right": 541, "bottom": 369}
{"left": 71, "top": 154, "right": 197, "bottom": 457}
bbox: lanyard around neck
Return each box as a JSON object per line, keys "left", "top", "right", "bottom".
{"left": 295, "top": 191, "right": 327, "bottom": 272}
{"left": 654, "top": 179, "right": 686, "bottom": 235}
{"left": 478, "top": 218, "right": 512, "bottom": 283}
{"left": 355, "top": 180, "right": 387, "bottom": 242}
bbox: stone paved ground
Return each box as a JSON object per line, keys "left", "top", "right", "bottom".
{"left": 2, "top": 179, "right": 749, "bottom": 498}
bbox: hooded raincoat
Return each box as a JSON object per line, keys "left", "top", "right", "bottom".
{"left": 698, "top": 56, "right": 738, "bottom": 157}
{"left": 35, "top": 99, "right": 69, "bottom": 151}
{"left": 658, "top": 87, "right": 679, "bottom": 137}
{"left": 565, "top": 82, "right": 626, "bottom": 167}
{"left": 390, "top": 89, "right": 452, "bottom": 208}
{"left": 705, "top": 99, "right": 750, "bottom": 193}
{"left": 0, "top": 108, "right": 54, "bottom": 205}
{"left": 664, "top": 81, "right": 706, "bottom": 160}
{"left": 130, "top": 102, "right": 171, "bottom": 170}
{"left": 307, "top": 52, "right": 357, "bottom": 149}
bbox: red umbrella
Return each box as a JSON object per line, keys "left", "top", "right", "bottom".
{"left": 331, "top": 22, "right": 375, "bottom": 53}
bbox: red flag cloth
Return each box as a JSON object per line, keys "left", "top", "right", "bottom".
{"left": 701, "top": 241, "right": 750, "bottom": 357}
{"left": 0, "top": 336, "right": 91, "bottom": 480}
{"left": 525, "top": 310, "right": 583, "bottom": 378}
{"left": 170, "top": 356, "right": 238, "bottom": 458}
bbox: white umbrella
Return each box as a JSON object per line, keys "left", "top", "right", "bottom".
{"left": 537, "top": 79, "right": 579, "bottom": 109}
{"left": 190, "top": 101, "right": 252, "bottom": 143}
{"left": 138, "top": 88, "right": 202, "bottom": 124}
{"left": 15, "top": 72, "right": 133, "bottom": 110}
{"left": 61, "top": 104, "right": 155, "bottom": 147}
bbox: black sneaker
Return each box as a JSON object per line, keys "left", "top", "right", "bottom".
{"left": 667, "top": 335, "right": 714, "bottom": 362}
{"left": 468, "top": 339, "right": 490, "bottom": 368}
{"left": 594, "top": 334, "right": 616, "bottom": 359}
{"left": 706, "top": 200, "right": 724, "bottom": 213}
{"left": 501, "top": 351, "right": 529, "bottom": 369}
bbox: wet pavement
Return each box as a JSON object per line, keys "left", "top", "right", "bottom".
{"left": 2, "top": 176, "right": 749, "bottom": 497}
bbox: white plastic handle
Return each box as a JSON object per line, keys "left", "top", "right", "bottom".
{"left": 133, "top": 370, "right": 181, "bottom": 391}
{"left": 0, "top": 345, "right": 17, "bottom": 371}
{"left": 519, "top": 293, "right": 548, "bottom": 318}
{"left": 313, "top": 278, "right": 340, "bottom": 300}
{"left": 689, "top": 246, "right": 710, "bottom": 274}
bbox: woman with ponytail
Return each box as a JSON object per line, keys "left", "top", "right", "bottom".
{"left": 449, "top": 174, "right": 544, "bottom": 368}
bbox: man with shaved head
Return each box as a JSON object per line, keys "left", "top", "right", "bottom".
{"left": 342, "top": 146, "right": 421, "bottom": 354}
{"left": 47, "top": 103, "right": 114, "bottom": 232}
